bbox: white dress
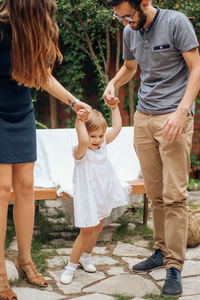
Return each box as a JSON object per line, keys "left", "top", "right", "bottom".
{"left": 73, "top": 141, "right": 128, "bottom": 228}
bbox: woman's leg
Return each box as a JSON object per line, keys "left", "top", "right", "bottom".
{"left": 0, "top": 164, "right": 17, "bottom": 298}
{"left": 12, "top": 163, "right": 35, "bottom": 263}
{"left": 12, "top": 162, "right": 47, "bottom": 287}
{"left": 0, "top": 164, "right": 12, "bottom": 274}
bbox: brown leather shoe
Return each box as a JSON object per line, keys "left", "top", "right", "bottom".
{"left": 0, "top": 273, "right": 17, "bottom": 300}
{"left": 15, "top": 259, "right": 48, "bottom": 287}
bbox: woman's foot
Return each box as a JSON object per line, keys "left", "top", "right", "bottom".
{"left": 79, "top": 253, "right": 96, "bottom": 273}
{"left": 15, "top": 259, "right": 48, "bottom": 287}
{"left": 60, "top": 262, "right": 78, "bottom": 285}
{"left": 0, "top": 273, "right": 17, "bottom": 300}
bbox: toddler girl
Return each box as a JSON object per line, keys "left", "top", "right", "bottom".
{"left": 60, "top": 105, "right": 127, "bottom": 284}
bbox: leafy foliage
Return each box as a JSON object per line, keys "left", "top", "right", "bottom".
{"left": 55, "top": 0, "right": 122, "bottom": 124}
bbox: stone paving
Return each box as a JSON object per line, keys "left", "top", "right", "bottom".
{"left": 5, "top": 191, "right": 200, "bottom": 300}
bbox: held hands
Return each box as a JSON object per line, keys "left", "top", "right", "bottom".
{"left": 162, "top": 110, "right": 186, "bottom": 143}
{"left": 73, "top": 101, "right": 91, "bottom": 119}
{"left": 102, "top": 82, "right": 120, "bottom": 107}
{"left": 77, "top": 108, "right": 90, "bottom": 120}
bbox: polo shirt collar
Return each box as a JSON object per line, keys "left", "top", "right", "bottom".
{"left": 139, "top": 7, "right": 160, "bottom": 36}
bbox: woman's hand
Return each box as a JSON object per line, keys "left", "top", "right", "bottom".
{"left": 73, "top": 100, "right": 91, "bottom": 114}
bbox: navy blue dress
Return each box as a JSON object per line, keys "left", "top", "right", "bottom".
{"left": 0, "top": 22, "right": 36, "bottom": 164}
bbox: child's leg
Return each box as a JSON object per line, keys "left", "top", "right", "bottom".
{"left": 83, "top": 219, "right": 104, "bottom": 254}
{"left": 79, "top": 219, "right": 105, "bottom": 273}
{"left": 60, "top": 227, "right": 95, "bottom": 284}
{"left": 70, "top": 227, "right": 95, "bottom": 263}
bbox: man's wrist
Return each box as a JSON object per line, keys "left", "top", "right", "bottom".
{"left": 177, "top": 103, "right": 190, "bottom": 117}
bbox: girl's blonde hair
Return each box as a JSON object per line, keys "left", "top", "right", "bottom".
{"left": 0, "top": 0, "right": 62, "bottom": 88}
{"left": 85, "top": 109, "right": 107, "bottom": 133}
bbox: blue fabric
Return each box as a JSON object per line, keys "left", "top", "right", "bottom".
{"left": 0, "top": 21, "right": 36, "bottom": 164}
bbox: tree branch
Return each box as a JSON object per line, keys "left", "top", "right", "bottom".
{"left": 105, "top": 23, "right": 110, "bottom": 75}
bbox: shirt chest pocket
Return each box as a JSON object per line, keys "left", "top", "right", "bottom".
{"left": 151, "top": 43, "right": 177, "bottom": 66}
{"left": 153, "top": 44, "right": 171, "bottom": 51}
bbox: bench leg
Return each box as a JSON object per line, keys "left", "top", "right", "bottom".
{"left": 143, "top": 194, "right": 148, "bottom": 225}
{"left": 35, "top": 201, "right": 39, "bottom": 213}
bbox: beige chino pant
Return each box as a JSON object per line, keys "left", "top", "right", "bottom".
{"left": 134, "top": 110, "right": 194, "bottom": 271}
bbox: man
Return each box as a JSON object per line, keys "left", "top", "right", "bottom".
{"left": 103, "top": 0, "right": 200, "bottom": 297}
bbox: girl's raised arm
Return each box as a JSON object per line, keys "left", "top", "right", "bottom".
{"left": 74, "top": 118, "right": 89, "bottom": 160}
{"left": 105, "top": 106, "right": 122, "bottom": 145}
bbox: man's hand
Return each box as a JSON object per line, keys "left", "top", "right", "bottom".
{"left": 102, "top": 82, "right": 120, "bottom": 107}
{"left": 162, "top": 111, "right": 187, "bottom": 143}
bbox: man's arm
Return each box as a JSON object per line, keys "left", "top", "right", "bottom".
{"left": 162, "top": 47, "right": 200, "bottom": 143}
{"left": 179, "top": 48, "right": 200, "bottom": 114}
{"left": 103, "top": 59, "right": 137, "bottom": 106}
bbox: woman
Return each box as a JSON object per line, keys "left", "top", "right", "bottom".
{"left": 0, "top": 1, "right": 90, "bottom": 299}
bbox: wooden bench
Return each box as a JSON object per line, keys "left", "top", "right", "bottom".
{"left": 9, "top": 178, "right": 148, "bottom": 224}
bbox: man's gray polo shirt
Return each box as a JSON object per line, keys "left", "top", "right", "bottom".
{"left": 123, "top": 8, "right": 199, "bottom": 114}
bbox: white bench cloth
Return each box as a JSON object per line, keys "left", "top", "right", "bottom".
{"left": 34, "top": 127, "right": 141, "bottom": 197}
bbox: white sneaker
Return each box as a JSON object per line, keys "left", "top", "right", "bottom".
{"left": 79, "top": 256, "right": 96, "bottom": 273}
{"left": 60, "top": 267, "right": 75, "bottom": 285}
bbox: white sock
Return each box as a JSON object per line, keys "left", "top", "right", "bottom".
{"left": 81, "top": 252, "right": 92, "bottom": 259}
{"left": 65, "top": 261, "right": 78, "bottom": 275}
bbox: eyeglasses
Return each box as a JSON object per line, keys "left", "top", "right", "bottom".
{"left": 113, "top": 9, "right": 137, "bottom": 22}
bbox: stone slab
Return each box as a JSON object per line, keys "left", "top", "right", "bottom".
{"left": 180, "top": 295, "right": 200, "bottom": 300}
{"left": 72, "top": 294, "right": 115, "bottom": 300}
{"left": 107, "top": 266, "right": 127, "bottom": 275}
{"left": 47, "top": 256, "right": 69, "bottom": 268}
{"left": 6, "top": 260, "right": 19, "bottom": 281}
{"left": 134, "top": 240, "right": 149, "bottom": 248}
{"left": 47, "top": 217, "right": 67, "bottom": 224}
{"left": 8, "top": 237, "right": 18, "bottom": 251}
{"left": 48, "top": 269, "right": 105, "bottom": 294}
{"left": 12, "top": 287, "right": 65, "bottom": 300}
{"left": 45, "top": 199, "right": 63, "bottom": 208}
{"left": 185, "top": 244, "right": 200, "bottom": 260}
{"left": 56, "top": 246, "right": 109, "bottom": 256}
{"left": 113, "top": 241, "right": 152, "bottom": 257}
{"left": 83, "top": 274, "right": 160, "bottom": 297}
{"left": 98, "top": 224, "right": 120, "bottom": 241}
{"left": 92, "top": 246, "right": 110, "bottom": 255}
{"left": 92, "top": 255, "right": 118, "bottom": 265}
{"left": 56, "top": 248, "right": 72, "bottom": 255}
{"left": 130, "top": 298, "right": 145, "bottom": 300}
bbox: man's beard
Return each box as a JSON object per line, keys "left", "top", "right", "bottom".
{"left": 129, "top": 8, "right": 147, "bottom": 30}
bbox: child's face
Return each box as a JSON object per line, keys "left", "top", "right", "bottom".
{"left": 88, "top": 128, "right": 105, "bottom": 150}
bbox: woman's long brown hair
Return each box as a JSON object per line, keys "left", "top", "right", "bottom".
{"left": 0, "top": 0, "right": 63, "bottom": 88}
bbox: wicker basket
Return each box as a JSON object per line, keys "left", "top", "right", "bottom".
{"left": 187, "top": 209, "right": 200, "bottom": 247}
